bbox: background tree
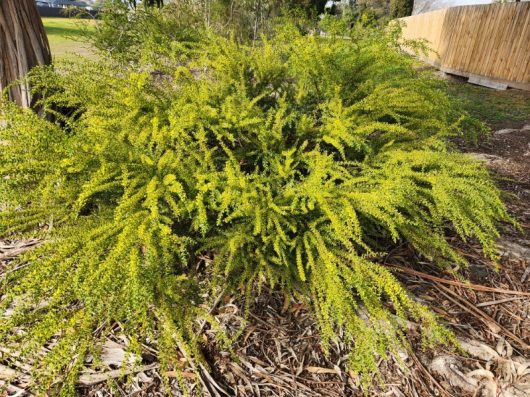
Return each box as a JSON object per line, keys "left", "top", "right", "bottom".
{"left": 0, "top": 0, "right": 51, "bottom": 108}
{"left": 92, "top": 0, "right": 328, "bottom": 60}
{"left": 125, "top": 0, "right": 164, "bottom": 8}
{"left": 390, "top": 0, "right": 413, "bottom": 18}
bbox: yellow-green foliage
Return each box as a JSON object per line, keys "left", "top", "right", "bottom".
{"left": 0, "top": 24, "right": 509, "bottom": 394}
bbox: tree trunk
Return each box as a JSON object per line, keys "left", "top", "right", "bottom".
{"left": 145, "top": 0, "right": 164, "bottom": 8}
{"left": 0, "top": 0, "right": 51, "bottom": 108}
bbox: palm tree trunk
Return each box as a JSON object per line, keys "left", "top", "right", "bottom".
{"left": 0, "top": 0, "right": 51, "bottom": 108}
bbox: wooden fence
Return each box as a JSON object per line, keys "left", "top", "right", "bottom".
{"left": 399, "top": 3, "right": 530, "bottom": 90}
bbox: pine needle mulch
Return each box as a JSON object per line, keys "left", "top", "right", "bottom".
{"left": 1, "top": 123, "right": 529, "bottom": 397}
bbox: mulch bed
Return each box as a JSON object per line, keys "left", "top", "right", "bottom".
{"left": 1, "top": 121, "right": 529, "bottom": 397}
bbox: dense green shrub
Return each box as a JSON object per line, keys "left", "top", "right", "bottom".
{"left": 0, "top": 23, "right": 508, "bottom": 394}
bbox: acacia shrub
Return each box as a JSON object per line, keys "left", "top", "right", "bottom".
{"left": 0, "top": 24, "right": 508, "bottom": 393}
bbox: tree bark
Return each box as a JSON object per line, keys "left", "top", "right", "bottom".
{"left": 0, "top": 0, "right": 51, "bottom": 108}
{"left": 145, "top": 0, "right": 164, "bottom": 8}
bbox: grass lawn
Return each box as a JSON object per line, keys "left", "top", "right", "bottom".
{"left": 42, "top": 17, "right": 96, "bottom": 59}
{"left": 446, "top": 80, "right": 530, "bottom": 129}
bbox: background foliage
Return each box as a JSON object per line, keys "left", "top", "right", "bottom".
{"left": 93, "top": 0, "right": 327, "bottom": 59}
{"left": 0, "top": 10, "right": 510, "bottom": 395}
{"left": 390, "top": 0, "right": 414, "bottom": 18}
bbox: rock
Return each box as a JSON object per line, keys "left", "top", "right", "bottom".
{"left": 458, "top": 338, "right": 499, "bottom": 361}
{"left": 101, "top": 340, "right": 136, "bottom": 368}
{"left": 0, "top": 364, "right": 17, "bottom": 380}
{"left": 521, "top": 124, "right": 530, "bottom": 132}
{"left": 494, "top": 128, "right": 518, "bottom": 136}
{"left": 397, "top": 350, "right": 409, "bottom": 361}
{"left": 430, "top": 355, "right": 477, "bottom": 392}
{"left": 469, "top": 153, "right": 504, "bottom": 164}
{"left": 497, "top": 239, "right": 530, "bottom": 260}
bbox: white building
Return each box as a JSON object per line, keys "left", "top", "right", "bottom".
{"left": 412, "top": 0, "right": 530, "bottom": 14}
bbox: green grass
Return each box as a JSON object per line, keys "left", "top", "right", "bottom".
{"left": 42, "top": 17, "right": 96, "bottom": 59}
{"left": 446, "top": 81, "right": 530, "bottom": 129}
